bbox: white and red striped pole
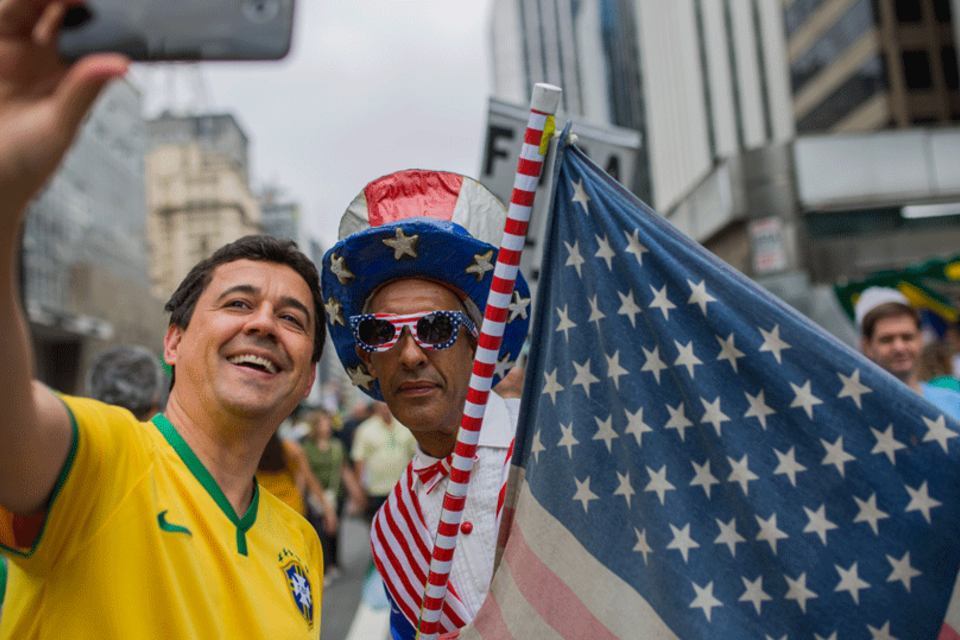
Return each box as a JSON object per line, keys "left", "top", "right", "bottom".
{"left": 415, "top": 83, "right": 563, "bottom": 640}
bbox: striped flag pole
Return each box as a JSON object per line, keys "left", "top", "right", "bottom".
{"left": 415, "top": 82, "right": 563, "bottom": 640}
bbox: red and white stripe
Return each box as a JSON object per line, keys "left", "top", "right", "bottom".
{"left": 371, "top": 442, "right": 515, "bottom": 635}
{"left": 416, "top": 83, "right": 562, "bottom": 639}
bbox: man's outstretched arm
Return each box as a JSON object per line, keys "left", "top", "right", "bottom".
{"left": 0, "top": 0, "right": 127, "bottom": 513}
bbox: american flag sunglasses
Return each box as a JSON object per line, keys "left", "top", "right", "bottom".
{"left": 349, "top": 310, "right": 478, "bottom": 353}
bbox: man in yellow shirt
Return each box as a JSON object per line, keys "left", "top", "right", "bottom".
{"left": 0, "top": 2, "right": 325, "bottom": 636}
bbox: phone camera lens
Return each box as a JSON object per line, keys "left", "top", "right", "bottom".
{"left": 62, "top": 5, "right": 93, "bottom": 28}
{"left": 242, "top": 0, "right": 282, "bottom": 23}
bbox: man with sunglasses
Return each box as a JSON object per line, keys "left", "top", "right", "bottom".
{"left": 321, "top": 169, "right": 531, "bottom": 640}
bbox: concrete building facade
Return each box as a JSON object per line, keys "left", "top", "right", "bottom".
{"left": 21, "top": 79, "right": 166, "bottom": 395}
{"left": 145, "top": 136, "right": 262, "bottom": 301}
{"left": 487, "top": 0, "right": 960, "bottom": 343}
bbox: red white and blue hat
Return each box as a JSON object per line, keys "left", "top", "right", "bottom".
{"left": 321, "top": 169, "right": 531, "bottom": 400}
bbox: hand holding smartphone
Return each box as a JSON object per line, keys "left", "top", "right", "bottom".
{"left": 57, "top": 0, "right": 296, "bottom": 62}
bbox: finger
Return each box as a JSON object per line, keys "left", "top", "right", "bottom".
{"left": 52, "top": 53, "right": 128, "bottom": 133}
{"left": 32, "top": 0, "right": 64, "bottom": 45}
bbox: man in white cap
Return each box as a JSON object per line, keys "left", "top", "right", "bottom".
{"left": 321, "top": 170, "right": 531, "bottom": 639}
{"left": 857, "top": 286, "right": 960, "bottom": 419}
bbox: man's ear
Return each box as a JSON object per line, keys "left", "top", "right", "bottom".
{"left": 302, "top": 366, "right": 318, "bottom": 399}
{"left": 164, "top": 324, "right": 183, "bottom": 368}
{"left": 356, "top": 345, "right": 377, "bottom": 378}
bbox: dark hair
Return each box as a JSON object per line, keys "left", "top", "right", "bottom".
{"left": 87, "top": 345, "right": 162, "bottom": 420}
{"left": 164, "top": 235, "right": 326, "bottom": 362}
{"left": 861, "top": 302, "right": 921, "bottom": 341}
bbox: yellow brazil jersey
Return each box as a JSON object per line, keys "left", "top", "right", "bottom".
{"left": 0, "top": 396, "right": 323, "bottom": 639}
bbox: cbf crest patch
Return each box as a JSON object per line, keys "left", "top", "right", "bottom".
{"left": 280, "top": 558, "right": 314, "bottom": 628}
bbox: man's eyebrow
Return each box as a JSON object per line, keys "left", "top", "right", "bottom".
{"left": 279, "top": 296, "right": 313, "bottom": 325}
{"left": 217, "top": 285, "right": 313, "bottom": 325}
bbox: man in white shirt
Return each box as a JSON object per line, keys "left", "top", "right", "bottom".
{"left": 320, "top": 170, "right": 531, "bottom": 639}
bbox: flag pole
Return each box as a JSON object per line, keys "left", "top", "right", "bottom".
{"left": 415, "top": 82, "right": 562, "bottom": 640}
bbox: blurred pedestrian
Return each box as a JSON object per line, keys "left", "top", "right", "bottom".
{"left": 350, "top": 402, "right": 416, "bottom": 522}
{"left": 256, "top": 432, "right": 338, "bottom": 536}
{"left": 300, "top": 409, "right": 365, "bottom": 584}
{"left": 87, "top": 345, "right": 163, "bottom": 420}
{"left": 857, "top": 287, "right": 960, "bottom": 419}
{"left": 917, "top": 340, "right": 960, "bottom": 393}
{"left": 337, "top": 395, "right": 374, "bottom": 460}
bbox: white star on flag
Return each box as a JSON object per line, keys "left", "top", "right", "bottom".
{"left": 633, "top": 528, "right": 653, "bottom": 564}
{"left": 649, "top": 284, "right": 676, "bottom": 319}
{"left": 821, "top": 436, "right": 856, "bottom": 477}
{"left": 715, "top": 333, "right": 745, "bottom": 372}
{"left": 614, "top": 472, "right": 635, "bottom": 507}
{"left": 690, "top": 459, "right": 720, "bottom": 498}
{"left": 572, "top": 477, "right": 599, "bottom": 512}
{"left": 758, "top": 324, "right": 791, "bottom": 364}
{"left": 667, "top": 523, "right": 699, "bottom": 563}
{"left": 871, "top": 425, "right": 906, "bottom": 464}
{"left": 571, "top": 178, "right": 591, "bottom": 213}
{"left": 674, "top": 340, "right": 702, "bottom": 377}
{"left": 789, "top": 380, "right": 823, "bottom": 419}
{"left": 617, "top": 290, "right": 642, "bottom": 327}
{"left": 904, "top": 481, "right": 942, "bottom": 523}
{"left": 572, "top": 359, "right": 600, "bottom": 396}
{"left": 687, "top": 279, "right": 716, "bottom": 315}
{"left": 592, "top": 415, "right": 618, "bottom": 452}
{"left": 564, "top": 240, "right": 585, "bottom": 277}
{"left": 689, "top": 581, "right": 723, "bottom": 621}
{"left": 744, "top": 389, "right": 776, "bottom": 429}
{"left": 837, "top": 368, "right": 872, "bottom": 408}
{"left": 555, "top": 305, "right": 577, "bottom": 340}
{"left": 644, "top": 465, "right": 675, "bottom": 505}
{"left": 714, "top": 517, "right": 745, "bottom": 557}
{"left": 595, "top": 234, "right": 615, "bottom": 269}
{"left": 739, "top": 575, "right": 772, "bottom": 615}
{"left": 623, "top": 228, "right": 648, "bottom": 265}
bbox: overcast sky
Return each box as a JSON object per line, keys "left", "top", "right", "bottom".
{"left": 132, "top": 0, "right": 496, "bottom": 249}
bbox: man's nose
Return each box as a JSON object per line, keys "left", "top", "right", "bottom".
{"left": 395, "top": 327, "right": 427, "bottom": 367}
{"left": 245, "top": 305, "right": 279, "bottom": 338}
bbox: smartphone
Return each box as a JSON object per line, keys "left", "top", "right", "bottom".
{"left": 57, "top": 0, "right": 296, "bottom": 62}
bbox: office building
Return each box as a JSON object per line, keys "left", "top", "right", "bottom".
{"left": 787, "top": 0, "right": 960, "bottom": 133}
{"left": 145, "top": 113, "right": 262, "bottom": 300}
{"left": 22, "top": 79, "right": 166, "bottom": 393}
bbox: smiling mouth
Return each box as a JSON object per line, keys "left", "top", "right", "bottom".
{"left": 228, "top": 354, "right": 279, "bottom": 374}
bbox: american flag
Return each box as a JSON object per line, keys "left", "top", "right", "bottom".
{"left": 459, "top": 129, "right": 960, "bottom": 640}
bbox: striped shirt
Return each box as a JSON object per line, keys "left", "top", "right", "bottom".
{"left": 370, "top": 394, "right": 520, "bottom": 636}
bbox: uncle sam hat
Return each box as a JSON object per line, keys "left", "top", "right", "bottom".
{"left": 321, "top": 169, "right": 531, "bottom": 401}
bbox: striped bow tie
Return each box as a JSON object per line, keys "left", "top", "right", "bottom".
{"left": 413, "top": 455, "right": 454, "bottom": 494}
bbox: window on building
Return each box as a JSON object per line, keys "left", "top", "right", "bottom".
{"left": 790, "top": 0, "right": 875, "bottom": 95}
{"left": 903, "top": 50, "right": 933, "bottom": 89}
{"left": 933, "top": 0, "right": 952, "bottom": 22}
{"left": 784, "top": 0, "right": 830, "bottom": 39}
{"left": 797, "top": 56, "right": 887, "bottom": 132}
{"left": 943, "top": 47, "right": 959, "bottom": 89}
{"left": 894, "top": 0, "right": 923, "bottom": 22}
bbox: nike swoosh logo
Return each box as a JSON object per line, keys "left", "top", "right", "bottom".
{"left": 157, "top": 510, "right": 191, "bottom": 536}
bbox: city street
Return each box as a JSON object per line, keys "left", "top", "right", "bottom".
{"left": 320, "top": 514, "right": 390, "bottom": 640}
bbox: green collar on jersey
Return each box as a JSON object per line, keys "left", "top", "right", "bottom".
{"left": 151, "top": 414, "right": 259, "bottom": 556}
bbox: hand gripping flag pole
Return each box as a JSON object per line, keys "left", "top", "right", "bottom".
{"left": 415, "top": 82, "right": 562, "bottom": 640}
